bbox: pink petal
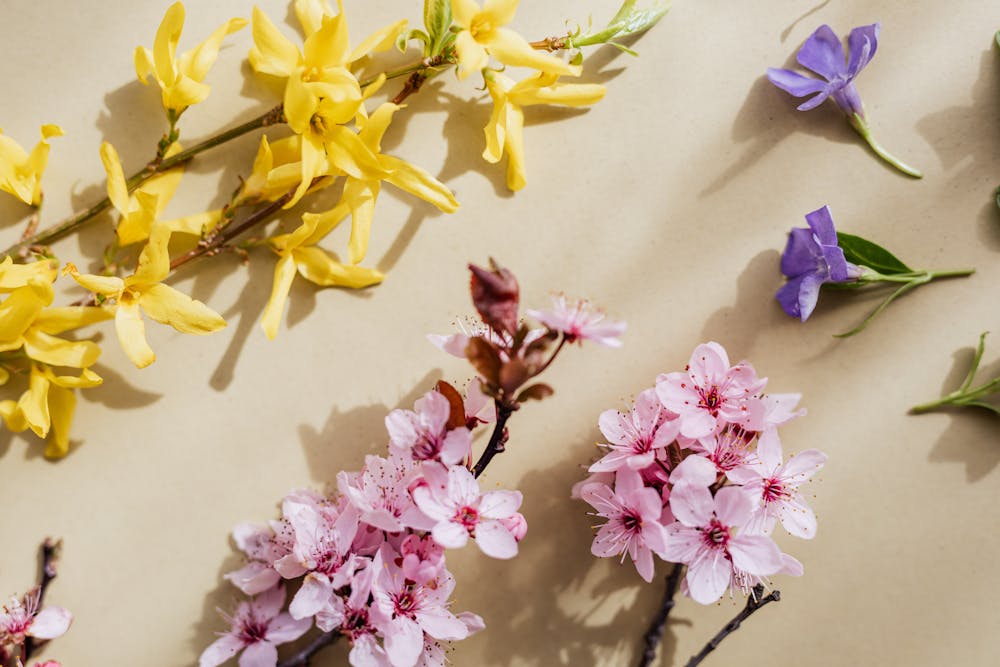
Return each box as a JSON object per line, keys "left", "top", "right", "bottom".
{"left": 440, "top": 428, "right": 472, "bottom": 465}
{"left": 289, "top": 574, "right": 332, "bottom": 620}
{"left": 475, "top": 520, "right": 518, "bottom": 559}
{"left": 415, "top": 391, "right": 450, "bottom": 433}
{"left": 641, "top": 522, "right": 667, "bottom": 555}
{"left": 415, "top": 607, "right": 469, "bottom": 641}
{"left": 350, "top": 634, "right": 390, "bottom": 667}
{"left": 592, "top": 523, "right": 625, "bottom": 558}
{"left": 626, "top": 450, "right": 657, "bottom": 470}
{"left": 679, "top": 409, "right": 717, "bottom": 439}
{"left": 632, "top": 544, "right": 655, "bottom": 582}
{"left": 226, "top": 562, "right": 281, "bottom": 596}
{"left": 779, "top": 449, "right": 828, "bottom": 483}
{"left": 266, "top": 612, "right": 312, "bottom": 644}
{"left": 777, "top": 495, "right": 818, "bottom": 539}
{"left": 478, "top": 490, "right": 522, "bottom": 519}
{"left": 445, "top": 466, "right": 481, "bottom": 507}
{"left": 662, "top": 524, "right": 702, "bottom": 563}
{"left": 199, "top": 634, "right": 245, "bottom": 667}
{"left": 688, "top": 342, "right": 730, "bottom": 384}
{"left": 28, "top": 606, "right": 72, "bottom": 639}
{"left": 252, "top": 585, "right": 286, "bottom": 621}
{"left": 613, "top": 467, "right": 644, "bottom": 496}
{"left": 383, "top": 615, "right": 424, "bottom": 667}
{"left": 412, "top": 486, "right": 451, "bottom": 522}
{"left": 654, "top": 372, "right": 692, "bottom": 413}
{"left": 713, "top": 486, "right": 754, "bottom": 527}
{"left": 669, "top": 454, "right": 717, "bottom": 487}
{"left": 458, "top": 611, "right": 486, "bottom": 634}
{"left": 432, "top": 521, "right": 470, "bottom": 549}
{"left": 598, "top": 408, "right": 632, "bottom": 446}
{"left": 724, "top": 467, "right": 760, "bottom": 486}
{"left": 755, "top": 428, "right": 784, "bottom": 472}
{"left": 232, "top": 522, "right": 272, "bottom": 556}
{"left": 729, "top": 534, "right": 783, "bottom": 576}
{"left": 779, "top": 553, "right": 805, "bottom": 577}
{"left": 385, "top": 410, "right": 418, "bottom": 450}
{"left": 686, "top": 551, "right": 731, "bottom": 605}
{"left": 238, "top": 641, "right": 278, "bottom": 667}
{"left": 588, "top": 450, "right": 632, "bottom": 473}
{"left": 633, "top": 486, "right": 664, "bottom": 522}
{"left": 427, "top": 332, "right": 469, "bottom": 358}
{"left": 274, "top": 554, "right": 306, "bottom": 579}
{"left": 668, "top": 482, "right": 715, "bottom": 527}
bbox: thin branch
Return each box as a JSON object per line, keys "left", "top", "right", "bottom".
{"left": 23, "top": 539, "right": 61, "bottom": 661}
{"left": 684, "top": 585, "right": 781, "bottom": 667}
{"left": 276, "top": 630, "right": 340, "bottom": 667}
{"left": 472, "top": 402, "right": 514, "bottom": 477}
{"left": 637, "top": 563, "right": 684, "bottom": 667}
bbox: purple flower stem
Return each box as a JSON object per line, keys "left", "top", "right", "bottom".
{"left": 636, "top": 563, "right": 685, "bottom": 667}
{"left": 683, "top": 585, "right": 781, "bottom": 667}
{"left": 848, "top": 113, "right": 923, "bottom": 178}
{"left": 23, "top": 539, "right": 60, "bottom": 661}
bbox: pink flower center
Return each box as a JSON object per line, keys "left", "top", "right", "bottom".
{"left": 412, "top": 433, "right": 443, "bottom": 461}
{"left": 762, "top": 478, "right": 790, "bottom": 504}
{"left": 700, "top": 518, "right": 731, "bottom": 549}
{"left": 238, "top": 616, "right": 270, "bottom": 644}
{"left": 455, "top": 506, "right": 480, "bottom": 531}
{"left": 394, "top": 589, "right": 420, "bottom": 617}
{"left": 622, "top": 510, "right": 643, "bottom": 533}
{"left": 698, "top": 386, "right": 723, "bottom": 413}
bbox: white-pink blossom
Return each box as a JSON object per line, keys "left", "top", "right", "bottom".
{"left": 199, "top": 585, "right": 311, "bottom": 667}
{"left": 727, "top": 429, "right": 827, "bottom": 539}
{"left": 338, "top": 453, "right": 435, "bottom": 533}
{"left": 655, "top": 342, "right": 767, "bottom": 439}
{"left": 411, "top": 464, "right": 523, "bottom": 559}
{"left": 527, "top": 295, "right": 626, "bottom": 347}
{"left": 0, "top": 588, "right": 71, "bottom": 645}
{"left": 385, "top": 392, "right": 472, "bottom": 466}
{"left": 589, "top": 389, "right": 680, "bottom": 472}
{"left": 664, "top": 485, "right": 783, "bottom": 604}
{"left": 225, "top": 522, "right": 289, "bottom": 596}
{"left": 581, "top": 468, "right": 669, "bottom": 582}
{"left": 398, "top": 534, "right": 446, "bottom": 585}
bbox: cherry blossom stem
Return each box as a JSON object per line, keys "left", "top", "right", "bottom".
{"left": 637, "top": 563, "right": 684, "bottom": 667}
{"left": 23, "top": 539, "right": 60, "bottom": 661}
{"left": 683, "top": 585, "right": 781, "bottom": 667}
{"left": 276, "top": 630, "right": 340, "bottom": 667}
{"left": 472, "top": 402, "right": 515, "bottom": 478}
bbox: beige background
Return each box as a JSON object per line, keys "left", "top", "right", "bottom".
{"left": 1, "top": 0, "right": 998, "bottom": 665}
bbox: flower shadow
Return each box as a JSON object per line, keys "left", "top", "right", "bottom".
{"left": 698, "top": 75, "right": 855, "bottom": 199}
{"left": 701, "top": 249, "right": 784, "bottom": 352}
{"left": 922, "top": 343, "right": 1000, "bottom": 481}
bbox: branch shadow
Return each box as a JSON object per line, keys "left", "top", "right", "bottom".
{"left": 701, "top": 249, "right": 784, "bottom": 352}
{"left": 923, "top": 343, "right": 1000, "bottom": 481}
{"left": 780, "top": 0, "right": 832, "bottom": 43}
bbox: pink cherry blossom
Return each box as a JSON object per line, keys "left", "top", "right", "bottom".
{"left": 0, "top": 588, "right": 72, "bottom": 645}
{"left": 427, "top": 319, "right": 545, "bottom": 360}
{"left": 225, "top": 523, "right": 289, "bottom": 596}
{"left": 314, "top": 561, "right": 375, "bottom": 634}
{"left": 580, "top": 468, "right": 669, "bottom": 582}
{"left": 499, "top": 513, "right": 528, "bottom": 542}
{"left": 274, "top": 498, "right": 362, "bottom": 620}
{"left": 411, "top": 464, "right": 523, "bottom": 559}
{"left": 762, "top": 393, "right": 807, "bottom": 429}
{"left": 371, "top": 546, "right": 471, "bottom": 667}
{"left": 338, "top": 454, "right": 435, "bottom": 533}
{"left": 589, "top": 389, "right": 680, "bottom": 472}
{"left": 463, "top": 377, "right": 494, "bottom": 425}
{"left": 385, "top": 392, "right": 472, "bottom": 466}
{"left": 727, "top": 429, "right": 827, "bottom": 539}
{"left": 664, "top": 485, "right": 783, "bottom": 604}
{"left": 398, "top": 534, "right": 446, "bottom": 585}
{"left": 687, "top": 427, "right": 760, "bottom": 474}
{"left": 570, "top": 471, "right": 614, "bottom": 500}
{"left": 527, "top": 295, "right": 626, "bottom": 347}
{"left": 200, "top": 586, "right": 311, "bottom": 667}
{"left": 655, "top": 342, "right": 767, "bottom": 439}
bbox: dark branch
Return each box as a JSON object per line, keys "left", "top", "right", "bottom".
{"left": 472, "top": 402, "right": 514, "bottom": 477}
{"left": 637, "top": 563, "right": 684, "bottom": 667}
{"left": 23, "top": 539, "right": 61, "bottom": 661}
{"left": 277, "top": 630, "right": 340, "bottom": 667}
{"left": 684, "top": 585, "right": 781, "bottom": 667}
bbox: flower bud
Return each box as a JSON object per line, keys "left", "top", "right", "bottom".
{"left": 500, "top": 512, "right": 528, "bottom": 542}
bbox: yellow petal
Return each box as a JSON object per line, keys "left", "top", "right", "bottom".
{"left": 304, "top": 12, "right": 350, "bottom": 69}
{"left": 342, "top": 179, "right": 378, "bottom": 264}
{"left": 135, "top": 46, "right": 157, "bottom": 84}
{"left": 0, "top": 367, "right": 8, "bottom": 386}
{"left": 509, "top": 77, "right": 607, "bottom": 107}
{"left": 241, "top": 135, "right": 274, "bottom": 200}
{"left": 182, "top": 17, "right": 248, "bottom": 82}
{"left": 128, "top": 223, "right": 172, "bottom": 286}
{"left": 100, "top": 142, "right": 130, "bottom": 216}
{"left": 44, "top": 384, "right": 75, "bottom": 459}
{"left": 22, "top": 329, "right": 101, "bottom": 369}
{"left": 284, "top": 73, "right": 319, "bottom": 135}
{"left": 162, "top": 75, "right": 212, "bottom": 113}
{"left": 0, "top": 400, "right": 27, "bottom": 432}
{"left": 40, "top": 125, "right": 63, "bottom": 140}
{"left": 0, "top": 284, "right": 50, "bottom": 344}
{"left": 115, "top": 297, "right": 155, "bottom": 368}
{"left": 117, "top": 190, "right": 159, "bottom": 246}
{"left": 454, "top": 30, "right": 489, "bottom": 79}
{"left": 18, "top": 364, "right": 51, "bottom": 438}
{"left": 504, "top": 103, "right": 527, "bottom": 191}
{"left": 292, "top": 247, "right": 384, "bottom": 287}
{"left": 382, "top": 155, "right": 459, "bottom": 213}
{"left": 324, "top": 126, "right": 385, "bottom": 180}
{"left": 487, "top": 28, "right": 581, "bottom": 76}
{"left": 289, "top": 135, "right": 327, "bottom": 207}
{"left": 249, "top": 6, "right": 301, "bottom": 78}
{"left": 64, "top": 263, "right": 125, "bottom": 297}
{"left": 358, "top": 103, "right": 398, "bottom": 153}
{"left": 0, "top": 257, "right": 58, "bottom": 292}
{"left": 153, "top": 1, "right": 186, "bottom": 87}
{"left": 483, "top": 0, "right": 518, "bottom": 26}
{"left": 482, "top": 77, "right": 509, "bottom": 163}
{"left": 43, "top": 366, "right": 103, "bottom": 389}
{"left": 349, "top": 20, "right": 408, "bottom": 63}
{"left": 163, "top": 209, "right": 223, "bottom": 236}
{"left": 139, "top": 283, "right": 226, "bottom": 335}
{"left": 301, "top": 199, "right": 350, "bottom": 246}
{"left": 451, "top": 0, "right": 481, "bottom": 28}
{"left": 34, "top": 306, "right": 114, "bottom": 335}
{"left": 260, "top": 253, "right": 297, "bottom": 340}
{"left": 294, "top": 0, "right": 336, "bottom": 37}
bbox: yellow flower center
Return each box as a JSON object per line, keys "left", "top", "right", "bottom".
{"left": 301, "top": 65, "right": 323, "bottom": 83}
{"left": 470, "top": 16, "right": 495, "bottom": 41}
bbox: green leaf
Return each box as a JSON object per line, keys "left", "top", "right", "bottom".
{"left": 963, "top": 400, "right": 1000, "bottom": 416}
{"left": 570, "top": 0, "right": 670, "bottom": 49}
{"left": 836, "top": 232, "right": 913, "bottom": 275}
{"left": 424, "top": 0, "right": 452, "bottom": 48}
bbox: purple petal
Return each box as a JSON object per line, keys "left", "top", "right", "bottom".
{"left": 804, "top": 205, "right": 837, "bottom": 245}
{"left": 819, "top": 243, "right": 851, "bottom": 282}
{"left": 830, "top": 82, "right": 865, "bottom": 118}
{"left": 765, "top": 68, "right": 826, "bottom": 97}
{"left": 847, "top": 23, "right": 879, "bottom": 78}
{"left": 776, "top": 273, "right": 824, "bottom": 321}
{"left": 796, "top": 25, "right": 847, "bottom": 80}
{"left": 780, "top": 228, "right": 821, "bottom": 278}
{"left": 796, "top": 88, "right": 833, "bottom": 112}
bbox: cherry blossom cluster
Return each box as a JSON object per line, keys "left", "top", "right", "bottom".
{"left": 575, "top": 342, "right": 826, "bottom": 604}
{"left": 201, "top": 261, "right": 624, "bottom": 667}
{"left": 0, "top": 586, "right": 71, "bottom": 667}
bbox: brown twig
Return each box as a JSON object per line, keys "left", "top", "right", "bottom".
{"left": 23, "top": 539, "right": 61, "bottom": 661}
{"left": 276, "top": 630, "right": 340, "bottom": 667}
{"left": 683, "top": 585, "right": 781, "bottom": 667}
{"left": 637, "top": 563, "right": 684, "bottom": 667}
{"left": 472, "top": 402, "right": 515, "bottom": 477}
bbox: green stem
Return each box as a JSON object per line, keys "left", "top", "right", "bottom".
{"left": 1, "top": 104, "right": 286, "bottom": 260}
{"left": 849, "top": 113, "right": 923, "bottom": 179}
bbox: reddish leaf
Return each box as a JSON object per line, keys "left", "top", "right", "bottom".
{"left": 435, "top": 380, "right": 467, "bottom": 431}
{"left": 469, "top": 259, "right": 519, "bottom": 336}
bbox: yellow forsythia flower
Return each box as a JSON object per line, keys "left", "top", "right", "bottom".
{"left": 248, "top": 2, "right": 405, "bottom": 206}
{"left": 0, "top": 125, "right": 63, "bottom": 206}
{"left": 451, "top": 0, "right": 580, "bottom": 80}
{"left": 338, "top": 103, "right": 458, "bottom": 264}
{"left": 261, "top": 208, "right": 383, "bottom": 340}
{"left": 135, "top": 2, "right": 248, "bottom": 115}
{"left": 99, "top": 141, "right": 222, "bottom": 244}
{"left": 65, "top": 224, "right": 226, "bottom": 368}
{"left": 484, "top": 71, "right": 606, "bottom": 191}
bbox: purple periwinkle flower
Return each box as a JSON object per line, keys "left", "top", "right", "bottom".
{"left": 776, "top": 205, "right": 861, "bottom": 321}
{"left": 767, "top": 23, "right": 878, "bottom": 118}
